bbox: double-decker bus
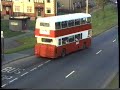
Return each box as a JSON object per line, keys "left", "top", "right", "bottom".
{"left": 34, "top": 13, "right": 92, "bottom": 58}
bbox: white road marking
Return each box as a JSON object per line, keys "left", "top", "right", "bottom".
{"left": 20, "top": 72, "right": 29, "bottom": 77}
{"left": 2, "top": 67, "right": 15, "bottom": 73}
{"left": 1, "top": 84, "right": 7, "bottom": 87}
{"left": 2, "top": 75, "right": 13, "bottom": 80}
{"left": 38, "top": 64, "right": 43, "bottom": 67}
{"left": 113, "top": 39, "right": 116, "bottom": 42}
{"left": 6, "top": 76, "right": 13, "bottom": 80}
{"left": 44, "top": 60, "right": 51, "bottom": 64}
{"left": 13, "top": 69, "right": 21, "bottom": 74}
{"left": 65, "top": 71, "right": 75, "bottom": 78}
{"left": 9, "top": 78, "right": 18, "bottom": 83}
{"left": 30, "top": 67, "right": 37, "bottom": 72}
{"left": 96, "top": 50, "right": 102, "bottom": 54}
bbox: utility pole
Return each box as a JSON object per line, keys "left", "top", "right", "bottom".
{"left": 86, "top": 0, "right": 89, "bottom": 13}
{"left": 1, "top": 31, "right": 4, "bottom": 61}
{"left": 56, "top": 0, "right": 57, "bottom": 15}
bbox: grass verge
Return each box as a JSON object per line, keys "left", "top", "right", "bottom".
{"left": 4, "top": 36, "right": 36, "bottom": 54}
{"left": 92, "top": 4, "right": 118, "bottom": 37}
{"left": 4, "top": 3, "right": 118, "bottom": 54}
{"left": 106, "top": 73, "right": 119, "bottom": 89}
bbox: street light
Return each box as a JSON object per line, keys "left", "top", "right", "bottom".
{"left": 1, "top": 31, "right": 4, "bottom": 61}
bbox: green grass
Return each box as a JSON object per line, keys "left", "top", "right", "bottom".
{"left": 4, "top": 4, "right": 118, "bottom": 54}
{"left": 4, "top": 36, "right": 36, "bottom": 54}
{"left": 92, "top": 4, "right": 118, "bottom": 36}
{"left": 106, "top": 73, "right": 119, "bottom": 89}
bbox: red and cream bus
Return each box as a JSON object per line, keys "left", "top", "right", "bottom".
{"left": 34, "top": 13, "right": 92, "bottom": 58}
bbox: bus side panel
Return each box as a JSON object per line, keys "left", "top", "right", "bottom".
{"left": 54, "top": 24, "right": 91, "bottom": 37}
{"left": 56, "top": 42, "right": 82, "bottom": 57}
{"left": 85, "top": 38, "right": 92, "bottom": 48}
{"left": 35, "top": 44, "right": 40, "bottom": 57}
{"left": 56, "top": 38, "right": 91, "bottom": 57}
{"left": 35, "top": 24, "right": 92, "bottom": 38}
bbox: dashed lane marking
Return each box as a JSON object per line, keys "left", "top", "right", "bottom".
{"left": 20, "top": 72, "right": 29, "bottom": 77}
{"left": 96, "top": 50, "right": 102, "bottom": 54}
{"left": 9, "top": 78, "right": 18, "bottom": 83}
{"left": 44, "top": 60, "right": 51, "bottom": 64}
{"left": 38, "top": 64, "right": 43, "bottom": 67}
{"left": 65, "top": 71, "right": 75, "bottom": 78}
{"left": 113, "top": 39, "right": 116, "bottom": 42}
{"left": 1, "top": 84, "right": 7, "bottom": 88}
{"left": 30, "top": 67, "right": 37, "bottom": 72}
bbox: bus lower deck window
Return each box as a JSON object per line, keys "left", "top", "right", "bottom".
{"left": 69, "top": 36, "right": 75, "bottom": 43}
{"left": 58, "top": 39, "right": 61, "bottom": 45}
{"left": 80, "top": 33, "right": 82, "bottom": 39}
{"left": 75, "top": 34, "right": 80, "bottom": 40}
{"left": 62, "top": 37, "right": 68, "bottom": 45}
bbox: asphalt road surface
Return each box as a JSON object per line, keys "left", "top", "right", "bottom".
{"left": 1, "top": 26, "right": 118, "bottom": 89}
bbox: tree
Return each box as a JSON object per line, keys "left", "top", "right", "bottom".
{"left": 94, "top": 0, "right": 110, "bottom": 19}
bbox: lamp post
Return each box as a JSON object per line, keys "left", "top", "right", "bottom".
{"left": 86, "top": 0, "right": 89, "bottom": 13}
{"left": 1, "top": 31, "right": 4, "bottom": 61}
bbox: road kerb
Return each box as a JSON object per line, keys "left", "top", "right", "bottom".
{"left": 2, "top": 54, "right": 34, "bottom": 65}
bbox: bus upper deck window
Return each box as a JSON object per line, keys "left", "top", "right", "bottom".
{"left": 87, "top": 17, "right": 91, "bottom": 23}
{"left": 81, "top": 18, "right": 86, "bottom": 24}
{"left": 62, "top": 21, "right": 68, "bottom": 29}
{"left": 42, "top": 38, "right": 53, "bottom": 43}
{"left": 75, "top": 19, "right": 80, "bottom": 26}
{"left": 68, "top": 20, "right": 74, "bottom": 27}
{"left": 55, "top": 22, "right": 61, "bottom": 30}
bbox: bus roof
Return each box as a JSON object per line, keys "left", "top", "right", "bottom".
{"left": 37, "top": 13, "right": 91, "bottom": 23}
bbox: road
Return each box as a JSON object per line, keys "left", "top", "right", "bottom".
{"left": 1, "top": 26, "right": 118, "bottom": 89}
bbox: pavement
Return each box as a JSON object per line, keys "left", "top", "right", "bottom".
{"left": 2, "top": 30, "right": 34, "bottom": 65}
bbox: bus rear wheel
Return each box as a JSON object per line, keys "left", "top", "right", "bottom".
{"left": 82, "top": 43, "right": 86, "bottom": 49}
{"left": 61, "top": 49, "right": 66, "bottom": 57}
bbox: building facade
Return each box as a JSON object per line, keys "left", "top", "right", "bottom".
{"left": 1, "top": 0, "right": 56, "bottom": 17}
{"left": 1, "top": 0, "right": 94, "bottom": 17}
{"left": 56, "top": 0, "right": 86, "bottom": 10}
{"left": 1, "top": 0, "right": 13, "bottom": 16}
